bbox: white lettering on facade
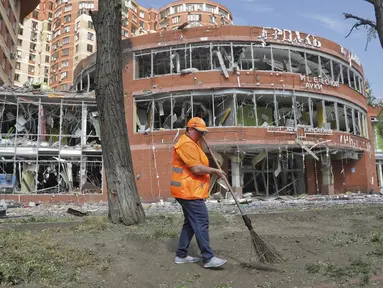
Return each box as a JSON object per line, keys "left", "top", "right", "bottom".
{"left": 300, "top": 74, "right": 339, "bottom": 90}
{"left": 267, "top": 126, "right": 333, "bottom": 135}
{"left": 259, "top": 27, "right": 322, "bottom": 48}
{"left": 340, "top": 46, "right": 361, "bottom": 66}
{"left": 339, "top": 135, "right": 371, "bottom": 152}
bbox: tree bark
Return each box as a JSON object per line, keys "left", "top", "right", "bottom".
{"left": 90, "top": 0, "right": 145, "bottom": 225}
{"left": 374, "top": 0, "right": 383, "bottom": 48}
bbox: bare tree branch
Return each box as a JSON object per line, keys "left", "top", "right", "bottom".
{"left": 344, "top": 13, "right": 377, "bottom": 31}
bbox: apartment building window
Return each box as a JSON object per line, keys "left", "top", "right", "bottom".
{"left": 29, "top": 54, "right": 36, "bottom": 61}
{"left": 49, "top": 2, "right": 53, "bottom": 10}
{"left": 48, "top": 23, "right": 52, "bottom": 31}
{"left": 64, "top": 5, "right": 72, "bottom": 12}
{"left": 45, "top": 55, "right": 50, "bottom": 63}
{"left": 12, "top": 20, "right": 17, "bottom": 31}
{"left": 139, "top": 11, "right": 145, "bottom": 18}
{"left": 88, "top": 21, "right": 94, "bottom": 29}
{"left": 55, "top": 9, "right": 62, "bottom": 18}
{"left": 186, "top": 4, "right": 203, "bottom": 12}
{"left": 32, "top": 11, "right": 39, "bottom": 19}
{"left": 160, "top": 8, "right": 170, "bottom": 19}
{"left": 79, "top": 2, "right": 94, "bottom": 9}
{"left": 63, "top": 26, "right": 70, "bottom": 33}
{"left": 60, "top": 71, "right": 68, "bottom": 79}
{"left": 6, "top": 7, "right": 10, "bottom": 17}
{"left": 87, "top": 44, "right": 93, "bottom": 52}
{"left": 48, "top": 12, "right": 53, "bottom": 20}
{"left": 1, "top": 53, "right": 6, "bottom": 70}
{"left": 206, "top": 4, "right": 216, "bottom": 13}
{"left": 132, "top": 15, "right": 137, "bottom": 23}
{"left": 140, "top": 21, "right": 144, "bottom": 28}
{"left": 75, "top": 33, "right": 79, "bottom": 41}
{"left": 17, "top": 39, "right": 22, "bottom": 46}
{"left": 174, "top": 4, "right": 184, "bottom": 13}
{"left": 62, "top": 48, "right": 69, "bottom": 56}
{"left": 16, "top": 62, "right": 20, "bottom": 70}
{"left": 0, "top": 15, "right": 2, "bottom": 28}
{"left": 46, "top": 44, "right": 50, "bottom": 52}
{"left": 14, "top": 73, "right": 20, "bottom": 82}
{"left": 62, "top": 60, "right": 69, "bottom": 68}
{"left": 87, "top": 32, "right": 94, "bottom": 41}
{"left": 62, "top": 36, "right": 70, "bottom": 45}
{"left": 17, "top": 50, "right": 22, "bottom": 58}
{"left": 18, "top": 28, "right": 23, "bottom": 35}
{"left": 209, "top": 15, "right": 216, "bottom": 24}
{"left": 172, "top": 16, "right": 180, "bottom": 24}
{"left": 32, "top": 21, "right": 38, "bottom": 30}
{"left": 64, "top": 15, "right": 71, "bottom": 22}
{"left": 75, "top": 44, "right": 79, "bottom": 53}
{"left": 28, "top": 65, "right": 35, "bottom": 73}
{"left": 188, "top": 14, "right": 201, "bottom": 22}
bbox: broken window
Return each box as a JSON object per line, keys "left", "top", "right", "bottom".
{"left": 172, "top": 94, "right": 192, "bottom": 129}
{"left": 135, "top": 52, "right": 151, "bottom": 79}
{"left": 86, "top": 106, "right": 100, "bottom": 144}
{"left": 349, "top": 69, "right": 356, "bottom": 90}
{"left": 191, "top": 45, "right": 211, "bottom": 71}
{"left": 276, "top": 94, "right": 295, "bottom": 127}
{"left": 0, "top": 100, "right": 17, "bottom": 147}
{"left": 212, "top": 44, "right": 232, "bottom": 70}
{"left": 337, "top": 103, "right": 347, "bottom": 132}
{"left": 153, "top": 50, "right": 171, "bottom": 76}
{"left": 61, "top": 104, "right": 82, "bottom": 147}
{"left": 214, "top": 93, "right": 235, "bottom": 127}
{"left": 324, "top": 101, "right": 336, "bottom": 130}
{"left": 153, "top": 96, "right": 172, "bottom": 130}
{"left": 343, "top": 66, "right": 350, "bottom": 86}
{"left": 306, "top": 52, "right": 320, "bottom": 77}
{"left": 354, "top": 109, "right": 361, "bottom": 136}
{"left": 236, "top": 93, "right": 256, "bottom": 126}
{"left": 320, "top": 56, "right": 332, "bottom": 80}
{"left": 271, "top": 47, "right": 291, "bottom": 72}
{"left": 135, "top": 99, "right": 152, "bottom": 133}
{"left": 233, "top": 44, "right": 252, "bottom": 70}
{"left": 192, "top": 94, "right": 214, "bottom": 127}
{"left": 171, "top": 45, "right": 191, "bottom": 74}
{"left": 289, "top": 50, "right": 306, "bottom": 74}
{"left": 252, "top": 45, "right": 272, "bottom": 71}
{"left": 312, "top": 100, "right": 325, "bottom": 128}
{"left": 295, "top": 96, "right": 311, "bottom": 126}
{"left": 332, "top": 61, "right": 343, "bottom": 83}
{"left": 346, "top": 107, "right": 354, "bottom": 134}
{"left": 255, "top": 94, "right": 275, "bottom": 126}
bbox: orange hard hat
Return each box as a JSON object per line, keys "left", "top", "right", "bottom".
{"left": 187, "top": 117, "right": 209, "bottom": 132}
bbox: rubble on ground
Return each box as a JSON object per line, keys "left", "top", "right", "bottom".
{"left": 0, "top": 192, "right": 382, "bottom": 220}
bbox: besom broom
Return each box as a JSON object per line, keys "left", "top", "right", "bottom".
{"left": 202, "top": 136, "right": 284, "bottom": 264}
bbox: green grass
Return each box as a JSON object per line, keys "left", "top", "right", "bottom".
{"left": 0, "top": 228, "right": 101, "bottom": 286}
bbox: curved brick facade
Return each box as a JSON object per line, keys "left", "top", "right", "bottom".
{"left": 74, "top": 24, "right": 377, "bottom": 202}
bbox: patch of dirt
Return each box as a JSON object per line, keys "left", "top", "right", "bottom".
{"left": 1, "top": 205, "right": 383, "bottom": 288}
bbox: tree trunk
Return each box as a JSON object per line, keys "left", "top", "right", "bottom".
{"left": 90, "top": 0, "right": 145, "bottom": 225}
{"left": 375, "top": 0, "right": 383, "bottom": 48}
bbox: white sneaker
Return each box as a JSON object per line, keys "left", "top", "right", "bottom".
{"left": 175, "top": 255, "right": 200, "bottom": 264}
{"left": 204, "top": 257, "right": 227, "bottom": 268}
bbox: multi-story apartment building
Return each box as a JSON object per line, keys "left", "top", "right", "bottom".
{"left": 0, "top": 0, "right": 40, "bottom": 85}
{"left": 14, "top": 0, "right": 53, "bottom": 86}
{"left": 157, "top": 0, "right": 233, "bottom": 30}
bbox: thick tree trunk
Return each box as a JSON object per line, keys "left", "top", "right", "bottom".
{"left": 374, "top": 0, "right": 383, "bottom": 48}
{"left": 90, "top": 0, "right": 145, "bottom": 225}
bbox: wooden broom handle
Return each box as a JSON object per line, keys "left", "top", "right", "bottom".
{"left": 201, "top": 136, "right": 245, "bottom": 215}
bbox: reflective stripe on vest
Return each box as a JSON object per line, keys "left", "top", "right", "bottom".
{"left": 172, "top": 167, "right": 183, "bottom": 173}
{"left": 171, "top": 181, "right": 181, "bottom": 187}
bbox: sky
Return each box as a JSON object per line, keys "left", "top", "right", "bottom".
{"left": 140, "top": 0, "right": 382, "bottom": 97}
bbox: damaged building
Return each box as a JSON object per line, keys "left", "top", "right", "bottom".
{"left": 71, "top": 24, "right": 377, "bottom": 202}
{"left": 0, "top": 86, "right": 105, "bottom": 202}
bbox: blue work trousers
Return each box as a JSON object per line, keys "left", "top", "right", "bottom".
{"left": 175, "top": 198, "right": 214, "bottom": 263}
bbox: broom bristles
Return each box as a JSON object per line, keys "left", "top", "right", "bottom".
{"left": 242, "top": 215, "right": 284, "bottom": 264}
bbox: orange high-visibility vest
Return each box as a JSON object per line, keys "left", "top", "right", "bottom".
{"left": 170, "top": 134, "right": 210, "bottom": 200}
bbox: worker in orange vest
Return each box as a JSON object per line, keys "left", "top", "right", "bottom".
{"left": 171, "top": 117, "right": 227, "bottom": 268}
